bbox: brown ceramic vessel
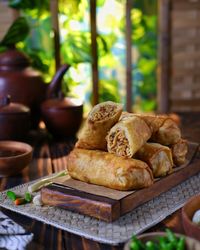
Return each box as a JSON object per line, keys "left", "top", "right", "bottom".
{"left": 182, "top": 194, "right": 200, "bottom": 241}
{"left": 41, "top": 97, "right": 83, "bottom": 138}
{"left": 0, "top": 49, "right": 70, "bottom": 128}
{"left": 0, "top": 95, "right": 31, "bottom": 140}
{"left": 0, "top": 141, "right": 33, "bottom": 176}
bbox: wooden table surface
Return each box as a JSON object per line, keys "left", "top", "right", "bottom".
{"left": 0, "top": 112, "right": 200, "bottom": 250}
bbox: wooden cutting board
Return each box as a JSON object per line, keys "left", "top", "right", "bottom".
{"left": 41, "top": 142, "right": 199, "bottom": 222}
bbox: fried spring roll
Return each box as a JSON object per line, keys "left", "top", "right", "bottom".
{"left": 120, "top": 112, "right": 181, "bottom": 145}
{"left": 67, "top": 148, "right": 154, "bottom": 191}
{"left": 151, "top": 118, "right": 181, "bottom": 145}
{"left": 170, "top": 139, "right": 188, "bottom": 166}
{"left": 120, "top": 112, "right": 165, "bottom": 133}
{"left": 75, "top": 101, "right": 123, "bottom": 150}
{"left": 107, "top": 116, "right": 152, "bottom": 158}
{"left": 135, "top": 143, "right": 173, "bottom": 177}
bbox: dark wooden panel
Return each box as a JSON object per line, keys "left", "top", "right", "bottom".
{"left": 173, "top": 0, "right": 200, "bottom": 10}
{"left": 157, "top": 0, "right": 171, "bottom": 113}
{"left": 50, "top": 0, "right": 60, "bottom": 70}
{"left": 125, "top": 0, "right": 133, "bottom": 112}
{"left": 41, "top": 184, "right": 120, "bottom": 222}
{"left": 90, "top": 0, "right": 99, "bottom": 106}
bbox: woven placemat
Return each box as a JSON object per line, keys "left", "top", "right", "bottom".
{"left": 0, "top": 172, "right": 200, "bottom": 245}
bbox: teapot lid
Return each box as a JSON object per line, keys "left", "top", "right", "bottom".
{"left": 0, "top": 49, "right": 30, "bottom": 68}
{"left": 0, "top": 96, "right": 30, "bottom": 114}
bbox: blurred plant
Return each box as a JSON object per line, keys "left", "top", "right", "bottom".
{"left": 131, "top": 4, "right": 158, "bottom": 112}
{"left": 0, "top": 17, "right": 29, "bottom": 51}
{"left": 4, "top": 0, "right": 157, "bottom": 112}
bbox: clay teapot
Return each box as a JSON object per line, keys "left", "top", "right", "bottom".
{"left": 0, "top": 49, "right": 70, "bottom": 128}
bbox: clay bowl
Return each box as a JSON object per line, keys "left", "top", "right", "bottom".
{"left": 0, "top": 141, "right": 33, "bottom": 176}
{"left": 123, "top": 232, "right": 200, "bottom": 250}
{"left": 41, "top": 97, "right": 83, "bottom": 138}
{"left": 182, "top": 194, "right": 200, "bottom": 241}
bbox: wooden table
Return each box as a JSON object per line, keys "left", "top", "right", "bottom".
{"left": 0, "top": 112, "right": 200, "bottom": 250}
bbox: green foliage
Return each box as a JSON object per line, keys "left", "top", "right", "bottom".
{"left": 5, "top": 0, "right": 157, "bottom": 112}
{"left": 0, "top": 17, "right": 29, "bottom": 47}
{"left": 131, "top": 3, "right": 158, "bottom": 112}
{"left": 61, "top": 32, "right": 92, "bottom": 64}
{"left": 98, "top": 79, "right": 121, "bottom": 103}
{"left": 59, "top": 0, "right": 82, "bottom": 18}
{"left": 8, "top": 0, "right": 49, "bottom": 17}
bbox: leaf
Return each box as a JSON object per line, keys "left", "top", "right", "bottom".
{"left": 99, "top": 79, "right": 121, "bottom": 103}
{"left": 61, "top": 32, "right": 92, "bottom": 64}
{"left": 0, "top": 17, "right": 30, "bottom": 46}
{"left": 9, "top": 0, "right": 50, "bottom": 16}
{"left": 0, "top": 46, "right": 7, "bottom": 53}
{"left": 59, "top": 0, "right": 81, "bottom": 17}
{"left": 8, "top": 0, "right": 23, "bottom": 9}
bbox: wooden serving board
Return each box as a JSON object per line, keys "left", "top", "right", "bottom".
{"left": 41, "top": 142, "right": 199, "bottom": 222}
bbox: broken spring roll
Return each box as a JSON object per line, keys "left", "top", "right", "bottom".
{"left": 67, "top": 148, "right": 154, "bottom": 191}
{"left": 107, "top": 116, "right": 152, "bottom": 158}
{"left": 75, "top": 101, "right": 123, "bottom": 150}
{"left": 134, "top": 142, "right": 173, "bottom": 177}
{"left": 170, "top": 139, "right": 188, "bottom": 166}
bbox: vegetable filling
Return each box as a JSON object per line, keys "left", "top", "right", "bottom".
{"left": 109, "top": 129, "right": 131, "bottom": 157}
{"left": 90, "top": 105, "right": 117, "bottom": 122}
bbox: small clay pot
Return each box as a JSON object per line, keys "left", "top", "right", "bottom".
{"left": 0, "top": 95, "right": 31, "bottom": 140}
{"left": 0, "top": 141, "right": 33, "bottom": 176}
{"left": 41, "top": 97, "right": 83, "bottom": 138}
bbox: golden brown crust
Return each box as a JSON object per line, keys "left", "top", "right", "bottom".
{"left": 134, "top": 142, "right": 173, "bottom": 177}
{"left": 75, "top": 101, "right": 123, "bottom": 150}
{"left": 170, "top": 139, "right": 188, "bottom": 166}
{"left": 67, "top": 148, "right": 154, "bottom": 191}
{"left": 120, "top": 112, "right": 181, "bottom": 145}
{"left": 151, "top": 118, "right": 181, "bottom": 145}
{"left": 107, "top": 116, "right": 152, "bottom": 158}
{"left": 120, "top": 112, "right": 166, "bottom": 133}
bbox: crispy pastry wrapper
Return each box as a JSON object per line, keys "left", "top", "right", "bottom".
{"left": 107, "top": 116, "right": 152, "bottom": 158}
{"left": 120, "top": 112, "right": 181, "bottom": 145}
{"left": 151, "top": 118, "right": 181, "bottom": 145}
{"left": 170, "top": 139, "right": 188, "bottom": 166}
{"left": 67, "top": 148, "right": 154, "bottom": 191}
{"left": 120, "top": 112, "right": 165, "bottom": 133}
{"left": 135, "top": 142, "right": 173, "bottom": 177}
{"left": 75, "top": 101, "right": 123, "bottom": 150}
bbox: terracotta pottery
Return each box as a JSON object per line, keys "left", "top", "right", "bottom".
{"left": 0, "top": 95, "right": 30, "bottom": 140}
{"left": 182, "top": 194, "right": 200, "bottom": 241}
{"left": 0, "top": 49, "right": 70, "bottom": 128}
{"left": 0, "top": 141, "right": 33, "bottom": 176}
{"left": 41, "top": 97, "right": 83, "bottom": 138}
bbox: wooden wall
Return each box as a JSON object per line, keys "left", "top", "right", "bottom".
{"left": 158, "top": 0, "right": 200, "bottom": 113}
{"left": 0, "top": 1, "right": 16, "bottom": 40}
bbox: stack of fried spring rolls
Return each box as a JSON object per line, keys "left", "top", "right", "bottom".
{"left": 67, "top": 102, "right": 188, "bottom": 190}
{"left": 116, "top": 112, "right": 188, "bottom": 176}
{"left": 67, "top": 101, "right": 154, "bottom": 191}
